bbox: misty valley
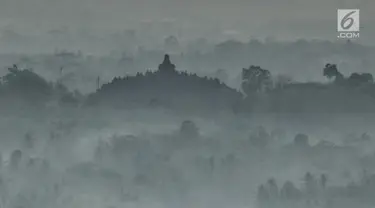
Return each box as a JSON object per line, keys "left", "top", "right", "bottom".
{"left": 0, "top": 39, "right": 375, "bottom": 208}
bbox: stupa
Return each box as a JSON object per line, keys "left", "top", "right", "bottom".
{"left": 158, "top": 54, "right": 176, "bottom": 73}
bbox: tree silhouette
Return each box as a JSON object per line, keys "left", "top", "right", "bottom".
{"left": 1, "top": 64, "right": 52, "bottom": 100}
{"left": 241, "top": 65, "right": 272, "bottom": 96}
{"left": 348, "top": 72, "right": 374, "bottom": 85}
{"left": 323, "top": 64, "right": 343, "bottom": 83}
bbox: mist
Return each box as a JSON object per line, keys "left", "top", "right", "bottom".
{"left": 0, "top": 0, "right": 375, "bottom": 207}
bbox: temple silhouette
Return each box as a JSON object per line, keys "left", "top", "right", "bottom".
{"left": 158, "top": 54, "right": 176, "bottom": 73}
{"left": 87, "top": 54, "right": 242, "bottom": 111}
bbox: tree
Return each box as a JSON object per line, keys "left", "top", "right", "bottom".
{"left": 1, "top": 64, "right": 52, "bottom": 100}
{"left": 323, "top": 63, "right": 343, "bottom": 83}
{"left": 241, "top": 65, "right": 272, "bottom": 96}
{"left": 348, "top": 72, "right": 374, "bottom": 85}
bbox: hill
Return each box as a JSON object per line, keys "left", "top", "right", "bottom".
{"left": 87, "top": 55, "right": 243, "bottom": 112}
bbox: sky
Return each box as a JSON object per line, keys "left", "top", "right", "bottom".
{"left": 0, "top": 0, "right": 374, "bottom": 43}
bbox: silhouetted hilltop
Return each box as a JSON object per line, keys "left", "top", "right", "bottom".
{"left": 0, "top": 64, "right": 80, "bottom": 108}
{"left": 87, "top": 54, "right": 243, "bottom": 111}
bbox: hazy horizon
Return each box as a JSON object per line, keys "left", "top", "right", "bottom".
{"left": 1, "top": 1, "right": 375, "bottom": 207}
{"left": 1, "top": 0, "right": 375, "bottom": 46}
